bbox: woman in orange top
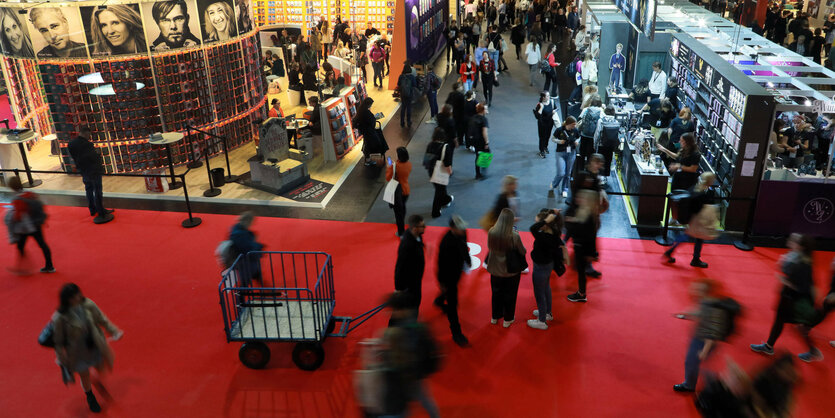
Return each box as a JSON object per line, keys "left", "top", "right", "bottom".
{"left": 268, "top": 98, "right": 284, "bottom": 118}
{"left": 459, "top": 54, "right": 477, "bottom": 92}
{"left": 385, "top": 147, "right": 412, "bottom": 237}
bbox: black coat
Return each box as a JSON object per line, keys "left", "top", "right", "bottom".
{"left": 445, "top": 90, "right": 466, "bottom": 123}
{"left": 394, "top": 232, "right": 425, "bottom": 292}
{"left": 67, "top": 135, "right": 103, "bottom": 175}
{"left": 437, "top": 230, "right": 470, "bottom": 284}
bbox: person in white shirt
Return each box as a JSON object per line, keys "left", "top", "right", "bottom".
{"left": 525, "top": 39, "right": 542, "bottom": 87}
{"left": 648, "top": 61, "right": 667, "bottom": 99}
{"left": 574, "top": 25, "right": 586, "bottom": 51}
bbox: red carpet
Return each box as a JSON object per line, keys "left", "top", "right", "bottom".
{"left": 1, "top": 207, "right": 834, "bottom": 417}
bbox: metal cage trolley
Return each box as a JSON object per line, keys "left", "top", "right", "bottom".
{"left": 219, "top": 251, "right": 385, "bottom": 370}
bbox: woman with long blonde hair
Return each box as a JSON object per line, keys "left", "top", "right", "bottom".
{"left": 89, "top": 5, "right": 147, "bottom": 56}
{"left": 0, "top": 8, "right": 34, "bottom": 57}
{"left": 203, "top": 1, "right": 237, "bottom": 42}
{"left": 486, "top": 208, "right": 527, "bottom": 328}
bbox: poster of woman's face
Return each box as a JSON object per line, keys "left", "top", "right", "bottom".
{"left": 197, "top": 0, "right": 237, "bottom": 44}
{"left": 142, "top": 0, "right": 202, "bottom": 52}
{"left": 235, "top": 0, "right": 252, "bottom": 34}
{"left": 0, "top": 7, "right": 35, "bottom": 58}
{"left": 80, "top": 4, "right": 148, "bottom": 57}
{"left": 27, "top": 7, "right": 88, "bottom": 59}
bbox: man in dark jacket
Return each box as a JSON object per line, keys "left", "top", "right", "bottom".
{"left": 445, "top": 82, "right": 467, "bottom": 147}
{"left": 394, "top": 215, "right": 426, "bottom": 316}
{"left": 229, "top": 212, "right": 264, "bottom": 282}
{"left": 434, "top": 216, "right": 471, "bottom": 347}
{"left": 67, "top": 126, "right": 113, "bottom": 223}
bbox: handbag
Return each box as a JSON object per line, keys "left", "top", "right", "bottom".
{"left": 554, "top": 263, "right": 567, "bottom": 277}
{"left": 382, "top": 162, "right": 399, "bottom": 204}
{"left": 430, "top": 144, "right": 450, "bottom": 185}
{"left": 476, "top": 151, "right": 494, "bottom": 168}
{"left": 38, "top": 320, "right": 55, "bottom": 348}
{"left": 506, "top": 242, "right": 528, "bottom": 274}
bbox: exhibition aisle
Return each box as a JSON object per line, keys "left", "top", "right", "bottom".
{"left": 2, "top": 207, "right": 835, "bottom": 417}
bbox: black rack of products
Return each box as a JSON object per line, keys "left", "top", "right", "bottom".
{"left": 669, "top": 34, "right": 775, "bottom": 231}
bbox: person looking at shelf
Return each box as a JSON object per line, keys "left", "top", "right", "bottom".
{"left": 657, "top": 132, "right": 702, "bottom": 191}
{"left": 332, "top": 75, "right": 347, "bottom": 96}
{"left": 30, "top": 8, "right": 87, "bottom": 58}
{"left": 150, "top": 0, "right": 200, "bottom": 51}
{"left": 89, "top": 5, "right": 147, "bottom": 56}
{"left": 664, "top": 77, "right": 680, "bottom": 110}
{"left": 268, "top": 98, "right": 284, "bottom": 119}
{"left": 0, "top": 8, "right": 34, "bottom": 57}
{"left": 68, "top": 127, "right": 114, "bottom": 223}
{"left": 648, "top": 61, "right": 667, "bottom": 100}
{"left": 202, "top": 1, "right": 237, "bottom": 43}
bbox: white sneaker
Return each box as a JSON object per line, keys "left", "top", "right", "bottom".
{"left": 491, "top": 318, "right": 498, "bottom": 325}
{"left": 532, "top": 310, "right": 554, "bottom": 321}
{"left": 527, "top": 319, "right": 548, "bottom": 330}
{"left": 522, "top": 267, "right": 530, "bottom": 273}
{"left": 502, "top": 320, "right": 514, "bottom": 328}
{"left": 561, "top": 190, "right": 568, "bottom": 198}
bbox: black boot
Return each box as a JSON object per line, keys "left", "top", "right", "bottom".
{"left": 86, "top": 391, "right": 101, "bottom": 413}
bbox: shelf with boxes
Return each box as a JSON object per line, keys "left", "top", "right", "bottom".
{"left": 251, "top": 1, "right": 394, "bottom": 36}
{"left": 322, "top": 96, "right": 356, "bottom": 160}
{"left": 2, "top": 58, "right": 53, "bottom": 147}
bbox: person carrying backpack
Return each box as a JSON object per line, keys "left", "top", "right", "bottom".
{"left": 663, "top": 172, "right": 717, "bottom": 269}
{"left": 575, "top": 95, "right": 603, "bottom": 173}
{"left": 593, "top": 105, "right": 621, "bottom": 184}
{"left": 5, "top": 175, "right": 54, "bottom": 274}
{"left": 673, "top": 278, "right": 740, "bottom": 392}
{"left": 397, "top": 62, "right": 417, "bottom": 128}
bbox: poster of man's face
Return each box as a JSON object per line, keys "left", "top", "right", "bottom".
{"left": 197, "top": 0, "right": 237, "bottom": 44}
{"left": 80, "top": 4, "right": 148, "bottom": 57}
{"left": 234, "top": 0, "right": 252, "bottom": 34}
{"left": 0, "top": 7, "right": 35, "bottom": 58}
{"left": 142, "top": 0, "right": 202, "bottom": 52}
{"left": 27, "top": 7, "right": 88, "bottom": 59}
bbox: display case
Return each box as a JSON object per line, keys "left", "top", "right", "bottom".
{"left": 669, "top": 34, "right": 775, "bottom": 230}
{"left": 321, "top": 96, "right": 357, "bottom": 161}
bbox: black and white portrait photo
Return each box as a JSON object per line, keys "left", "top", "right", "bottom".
{"left": 197, "top": 0, "right": 237, "bottom": 44}
{"left": 0, "top": 7, "right": 34, "bottom": 58}
{"left": 27, "top": 7, "right": 88, "bottom": 58}
{"left": 142, "top": 0, "right": 202, "bottom": 52}
{"left": 81, "top": 4, "right": 148, "bottom": 57}
{"left": 235, "top": 0, "right": 252, "bottom": 34}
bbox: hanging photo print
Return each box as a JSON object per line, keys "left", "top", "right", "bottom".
{"left": 81, "top": 4, "right": 149, "bottom": 57}
{"left": 142, "top": 0, "right": 202, "bottom": 52}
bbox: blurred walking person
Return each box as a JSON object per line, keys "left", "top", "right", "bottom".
{"left": 434, "top": 216, "right": 472, "bottom": 347}
{"left": 5, "top": 175, "right": 54, "bottom": 274}
{"left": 393, "top": 215, "right": 426, "bottom": 316}
{"left": 386, "top": 147, "right": 412, "bottom": 236}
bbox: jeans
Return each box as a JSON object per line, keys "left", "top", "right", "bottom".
{"left": 666, "top": 232, "right": 704, "bottom": 260}
{"left": 532, "top": 262, "right": 553, "bottom": 321}
{"left": 427, "top": 90, "right": 439, "bottom": 118}
{"left": 529, "top": 64, "right": 539, "bottom": 86}
{"left": 431, "top": 183, "right": 451, "bottom": 217}
{"left": 551, "top": 151, "right": 575, "bottom": 192}
{"left": 463, "top": 79, "right": 473, "bottom": 92}
{"left": 82, "top": 172, "right": 105, "bottom": 216}
{"left": 490, "top": 274, "right": 521, "bottom": 321}
{"left": 373, "top": 62, "right": 384, "bottom": 86}
{"left": 684, "top": 337, "right": 708, "bottom": 388}
{"left": 16, "top": 226, "right": 53, "bottom": 269}
{"left": 400, "top": 98, "right": 413, "bottom": 126}
{"left": 568, "top": 84, "right": 582, "bottom": 102}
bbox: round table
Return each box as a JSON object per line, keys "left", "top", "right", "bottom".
{"left": 148, "top": 132, "right": 185, "bottom": 190}
{"left": 42, "top": 133, "right": 59, "bottom": 156}
{"left": 0, "top": 129, "right": 42, "bottom": 188}
{"left": 286, "top": 119, "right": 309, "bottom": 147}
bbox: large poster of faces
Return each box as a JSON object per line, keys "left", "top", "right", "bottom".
{"left": 196, "top": 0, "right": 237, "bottom": 44}
{"left": 142, "top": 0, "right": 203, "bottom": 52}
{"left": 80, "top": 4, "right": 149, "bottom": 57}
{"left": 26, "top": 7, "right": 88, "bottom": 59}
{"left": 234, "top": 0, "right": 252, "bottom": 34}
{"left": 0, "top": 7, "right": 35, "bottom": 58}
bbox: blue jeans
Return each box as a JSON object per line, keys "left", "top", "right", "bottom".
{"left": 551, "top": 151, "right": 575, "bottom": 192}
{"left": 400, "top": 98, "right": 413, "bottom": 126}
{"left": 532, "top": 262, "right": 553, "bottom": 322}
{"left": 463, "top": 79, "right": 473, "bottom": 92}
{"left": 666, "top": 231, "right": 704, "bottom": 260}
{"left": 427, "top": 90, "right": 438, "bottom": 118}
{"left": 684, "top": 337, "right": 708, "bottom": 388}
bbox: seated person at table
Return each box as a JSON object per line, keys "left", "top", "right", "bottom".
{"left": 322, "top": 62, "right": 336, "bottom": 88}
{"left": 263, "top": 50, "right": 274, "bottom": 68}
{"left": 268, "top": 98, "right": 284, "bottom": 119}
{"left": 306, "top": 96, "right": 322, "bottom": 136}
{"left": 629, "top": 79, "right": 651, "bottom": 104}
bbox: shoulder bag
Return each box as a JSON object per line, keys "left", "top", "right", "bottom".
{"left": 382, "top": 162, "right": 399, "bottom": 204}
{"left": 505, "top": 236, "right": 528, "bottom": 274}
{"left": 430, "top": 144, "right": 450, "bottom": 185}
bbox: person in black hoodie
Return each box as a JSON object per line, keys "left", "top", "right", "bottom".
{"left": 425, "top": 128, "right": 454, "bottom": 218}
{"left": 527, "top": 208, "right": 568, "bottom": 329}
{"left": 394, "top": 215, "right": 427, "bottom": 316}
{"left": 445, "top": 82, "right": 467, "bottom": 147}
{"left": 433, "top": 215, "right": 472, "bottom": 347}
{"left": 67, "top": 126, "right": 113, "bottom": 223}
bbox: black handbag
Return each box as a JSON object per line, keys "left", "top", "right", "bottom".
{"left": 554, "top": 263, "right": 566, "bottom": 277}
{"left": 38, "top": 321, "right": 55, "bottom": 348}
{"left": 506, "top": 246, "right": 528, "bottom": 274}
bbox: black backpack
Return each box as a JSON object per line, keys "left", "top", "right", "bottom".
{"left": 398, "top": 74, "right": 415, "bottom": 98}
{"left": 599, "top": 118, "right": 621, "bottom": 148}
{"left": 579, "top": 107, "right": 600, "bottom": 137}
{"left": 709, "top": 298, "right": 742, "bottom": 342}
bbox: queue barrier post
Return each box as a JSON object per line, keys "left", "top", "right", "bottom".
{"left": 202, "top": 133, "right": 222, "bottom": 198}
{"left": 179, "top": 172, "right": 202, "bottom": 228}
{"left": 654, "top": 193, "right": 674, "bottom": 246}
{"left": 733, "top": 197, "right": 756, "bottom": 252}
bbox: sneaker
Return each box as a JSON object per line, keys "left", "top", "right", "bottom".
{"left": 40, "top": 267, "right": 56, "bottom": 273}
{"left": 452, "top": 334, "right": 470, "bottom": 347}
{"left": 544, "top": 149, "right": 550, "bottom": 154}
{"left": 798, "top": 349, "right": 824, "bottom": 362}
{"left": 522, "top": 267, "right": 530, "bottom": 273}
{"left": 567, "top": 292, "right": 587, "bottom": 303}
{"left": 527, "top": 319, "right": 548, "bottom": 330}
{"left": 444, "top": 195, "right": 454, "bottom": 208}
{"left": 561, "top": 190, "right": 568, "bottom": 198}
{"left": 490, "top": 318, "right": 498, "bottom": 325}
{"left": 468, "top": 146, "right": 476, "bottom": 152}
{"left": 538, "top": 152, "right": 546, "bottom": 158}
{"left": 673, "top": 383, "right": 695, "bottom": 392}
{"left": 532, "top": 310, "right": 554, "bottom": 321}
{"left": 662, "top": 253, "right": 675, "bottom": 264}
{"left": 502, "top": 319, "right": 514, "bottom": 328}
{"left": 86, "top": 391, "right": 101, "bottom": 413}
{"left": 750, "top": 343, "right": 775, "bottom": 356}
{"left": 690, "top": 259, "right": 709, "bottom": 268}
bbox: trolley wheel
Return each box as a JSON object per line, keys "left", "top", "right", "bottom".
{"left": 292, "top": 342, "right": 325, "bottom": 371}
{"left": 239, "top": 342, "right": 271, "bottom": 369}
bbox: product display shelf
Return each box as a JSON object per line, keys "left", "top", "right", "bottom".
{"left": 2, "top": 58, "right": 52, "bottom": 146}
{"left": 251, "top": 0, "right": 394, "bottom": 36}
{"left": 321, "top": 96, "right": 356, "bottom": 161}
